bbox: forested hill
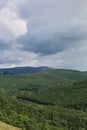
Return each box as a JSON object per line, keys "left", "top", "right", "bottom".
{"left": 0, "top": 69, "right": 87, "bottom": 95}
{"left": 0, "top": 69, "right": 87, "bottom": 130}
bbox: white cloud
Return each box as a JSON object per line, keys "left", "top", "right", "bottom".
{"left": 0, "top": 0, "right": 27, "bottom": 42}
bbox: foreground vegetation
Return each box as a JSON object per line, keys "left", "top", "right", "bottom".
{"left": 0, "top": 69, "right": 87, "bottom": 130}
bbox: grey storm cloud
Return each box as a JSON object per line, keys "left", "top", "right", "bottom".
{"left": 17, "top": 27, "right": 87, "bottom": 55}
{"left": 16, "top": 0, "right": 87, "bottom": 55}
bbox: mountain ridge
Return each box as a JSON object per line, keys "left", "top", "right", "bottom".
{"left": 0, "top": 66, "right": 52, "bottom": 74}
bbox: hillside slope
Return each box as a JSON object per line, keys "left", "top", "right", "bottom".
{"left": 0, "top": 121, "right": 22, "bottom": 130}
{"left": 20, "top": 78, "right": 87, "bottom": 111}
{"left": 0, "top": 69, "right": 87, "bottom": 95}
{"left": 0, "top": 69, "right": 87, "bottom": 130}
{"left": 0, "top": 96, "right": 87, "bottom": 130}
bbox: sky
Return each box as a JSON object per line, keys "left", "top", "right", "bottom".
{"left": 0, "top": 0, "right": 87, "bottom": 70}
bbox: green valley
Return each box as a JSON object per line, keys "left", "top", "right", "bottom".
{"left": 0, "top": 69, "right": 87, "bottom": 130}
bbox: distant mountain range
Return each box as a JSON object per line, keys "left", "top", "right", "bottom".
{"left": 0, "top": 66, "right": 52, "bottom": 75}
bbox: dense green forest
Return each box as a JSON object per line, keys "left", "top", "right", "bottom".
{"left": 0, "top": 69, "right": 87, "bottom": 130}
